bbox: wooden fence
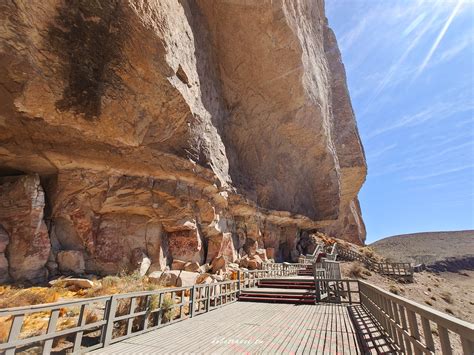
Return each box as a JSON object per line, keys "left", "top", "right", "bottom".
{"left": 0, "top": 281, "right": 241, "bottom": 354}
{"left": 1, "top": 263, "right": 472, "bottom": 354}
{"left": 338, "top": 247, "right": 414, "bottom": 279}
{"left": 359, "top": 281, "right": 474, "bottom": 355}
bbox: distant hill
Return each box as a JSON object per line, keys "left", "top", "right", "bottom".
{"left": 370, "top": 230, "right": 474, "bottom": 270}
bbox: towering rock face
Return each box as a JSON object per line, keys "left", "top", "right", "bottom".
{"left": 0, "top": 0, "right": 366, "bottom": 282}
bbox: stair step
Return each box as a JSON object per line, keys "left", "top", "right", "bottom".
{"left": 239, "top": 296, "right": 316, "bottom": 304}
{"left": 258, "top": 285, "right": 313, "bottom": 289}
{"left": 258, "top": 281, "right": 314, "bottom": 287}
{"left": 241, "top": 293, "right": 316, "bottom": 298}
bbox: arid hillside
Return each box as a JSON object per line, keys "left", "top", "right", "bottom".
{"left": 370, "top": 230, "right": 474, "bottom": 270}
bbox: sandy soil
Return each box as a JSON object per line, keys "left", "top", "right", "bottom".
{"left": 341, "top": 261, "right": 474, "bottom": 323}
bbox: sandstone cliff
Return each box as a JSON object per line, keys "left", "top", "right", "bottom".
{"left": 0, "top": 0, "right": 366, "bottom": 283}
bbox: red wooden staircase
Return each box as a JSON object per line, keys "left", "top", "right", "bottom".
{"left": 239, "top": 276, "right": 318, "bottom": 304}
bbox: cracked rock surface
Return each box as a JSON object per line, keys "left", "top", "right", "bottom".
{"left": 0, "top": 0, "right": 366, "bottom": 282}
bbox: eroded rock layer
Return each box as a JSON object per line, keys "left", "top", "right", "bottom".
{"left": 0, "top": 0, "right": 366, "bottom": 283}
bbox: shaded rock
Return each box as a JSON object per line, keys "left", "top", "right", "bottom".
{"left": 206, "top": 232, "right": 237, "bottom": 263}
{"left": 171, "top": 259, "right": 187, "bottom": 271}
{"left": 46, "top": 261, "right": 59, "bottom": 277}
{"left": 256, "top": 249, "right": 268, "bottom": 262}
{"left": 149, "top": 270, "right": 180, "bottom": 287}
{"left": 243, "top": 238, "right": 258, "bottom": 257}
{"left": 0, "top": 175, "right": 50, "bottom": 283}
{"left": 0, "top": 254, "right": 9, "bottom": 283}
{"left": 0, "top": 226, "right": 9, "bottom": 253}
{"left": 199, "top": 264, "right": 211, "bottom": 273}
{"left": 196, "top": 273, "right": 212, "bottom": 284}
{"left": 168, "top": 228, "right": 204, "bottom": 264}
{"left": 210, "top": 256, "right": 226, "bottom": 273}
{"left": 184, "top": 261, "right": 201, "bottom": 273}
{"left": 239, "top": 256, "right": 250, "bottom": 268}
{"left": 248, "top": 255, "right": 263, "bottom": 270}
{"left": 266, "top": 247, "right": 275, "bottom": 260}
{"left": 57, "top": 250, "right": 85, "bottom": 274}
{"left": 130, "top": 248, "right": 151, "bottom": 276}
{"left": 0, "top": 226, "right": 9, "bottom": 283}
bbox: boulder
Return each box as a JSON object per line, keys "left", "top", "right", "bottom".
{"left": 149, "top": 270, "right": 180, "bottom": 287}
{"left": 0, "top": 226, "right": 8, "bottom": 253}
{"left": 171, "top": 259, "right": 187, "bottom": 270}
{"left": 46, "top": 261, "right": 59, "bottom": 277}
{"left": 206, "top": 232, "right": 237, "bottom": 263}
{"left": 0, "top": 226, "right": 9, "bottom": 283}
{"left": 256, "top": 249, "right": 268, "bottom": 261}
{"left": 199, "top": 264, "right": 211, "bottom": 273}
{"left": 50, "top": 278, "right": 94, "bottom": 289}
{"left": 196, "top": 273, "right": 212, "bottom": 284}
{"left": 0, "top": 175, "right": 50, "bottom": 283}
{"left": 0, "top": 254, "right": 9, "bottom": 283}
{"left": 265, "top": 247, "right": 275, "bottom": 260}
{"left": 248, "top": 255, "right": 263, "bottom": 270}
{"left": 130, "top": 248, "right": 151, "bottom": 276}
{"left": 168, "top": 228, "right": 204, "bottom": 264}
{"left": 57, "top": 250, "right": 85, "bottom": 274}
{"left": 184, "top": 261, "right": 201, "bottom": 273}
{"left": 139, "top": 257, "right": 151, "bottom": 276}
{"left": 148, "top": 271, "right": 164, "bottom": 284}
{"left": 243, "top": 238, "right": 258, "bottom": 256}
{"left": 239, "top": 256, "right": 250, "bottom": 268}
{"left": 210, "top": 255, "right": 226, "bottom": 273}
{"left": 176, "top": 271, "right": 200, "bottom": 287}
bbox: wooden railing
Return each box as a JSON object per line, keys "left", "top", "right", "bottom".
{"left": 298, "top": 245, "right": 322, "bottom": 264}
{"left": 315, "top": 259, "right": 342, "bottom": 280}
{"left": 261, "top": 262, "right": 305, "bottom": 274}
{"left": 314, "top": 279, "right": 360, "bottom": 304}
{"left": 0, "top": 281, "right": 240, "bottom": 354}
{"left": 359, "top": 281, "right": 474, "bottom": 354}
{"left": 338, "top": 247, "right": 414, "bottom": 278}
{"left": 2, "top": 263, "right": 472, "bottom": 354}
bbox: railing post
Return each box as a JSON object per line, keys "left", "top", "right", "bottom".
{"left": 237, "top": 270, "right": 242, "bottom": 293}
{"left": 103, "top": 295, "right": 118, "bottom": 347}
{"left": 6, "top": 315, "right": 24, "bottom": 355}
{"left": 190, "top": 285, "right": 196, "bottom": 318}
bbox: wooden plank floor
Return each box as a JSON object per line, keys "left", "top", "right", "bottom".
{"left": 89, "top": 302, "right": 397, "bottom": 354}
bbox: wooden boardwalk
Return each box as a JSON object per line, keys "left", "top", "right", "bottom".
{"left": 90, "top": 302, "right": 397, "bottom": 354}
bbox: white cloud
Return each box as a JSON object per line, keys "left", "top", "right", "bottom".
{"left": 414, "top": 0, "right": 464, "bottom": 77}
{"left": 365, "top": 100, "right": 474, "bottom": 139}
{"left": 404, "top": 164, "right": 474, "bottom": 181}
{"left": 366, "top": 143, "right": 397, "bottom": 160}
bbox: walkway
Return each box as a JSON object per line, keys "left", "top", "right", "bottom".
{"left": 90, "top": 302, "right": 397, "bottom": 354}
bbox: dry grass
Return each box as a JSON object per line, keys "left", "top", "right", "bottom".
{"left": 0, "top": 273, "right": 170, "bottom": 346}
{"left": 440, "top": 291, "right": 454, "bottom": 304}
{"left": 0, "top": 286, "right": 63, "bottom": 309}
{"left": 389, "top": 284, "right": 402, "bottom": 295}
{"left": 161, "top": 296, "right": 175, "bottom": 323}
{"left": 348, "top": 262, "right": 366, "bottom": 279}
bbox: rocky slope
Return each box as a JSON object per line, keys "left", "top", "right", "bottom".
{"left": 371, "top": 230, "right": 474, "bottom": 271}
{"left": 0, "top": 0, "right": 366, "bottom": 283}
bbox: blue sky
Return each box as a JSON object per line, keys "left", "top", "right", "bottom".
{"left": 326, "top": 0, "right": 474, "bottom": 243}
